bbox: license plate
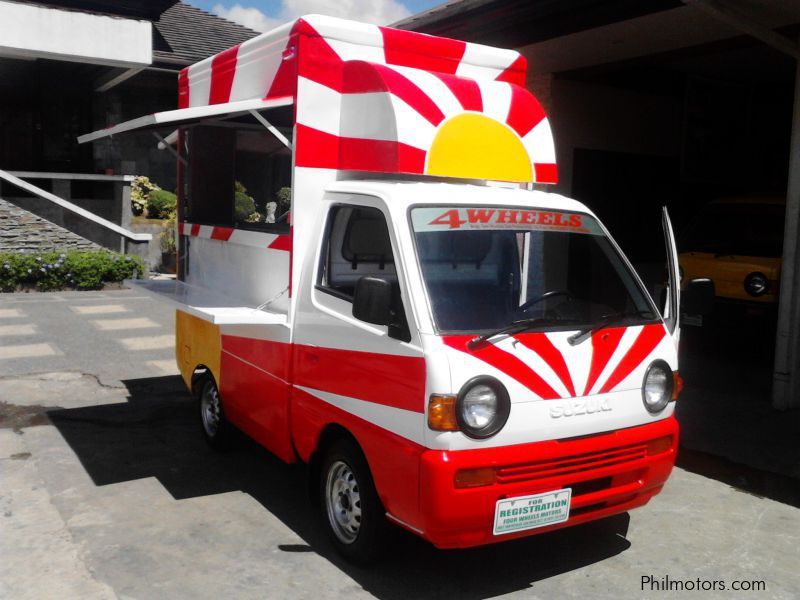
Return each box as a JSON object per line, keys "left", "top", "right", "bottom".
{"left": 493, "top": 488, "right": 572, "bottom": 536}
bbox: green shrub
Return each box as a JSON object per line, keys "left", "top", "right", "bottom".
{"left": 234, "top": 180, "right": 258, "bottom": 222}
{"left": 0, "top": 251, "right": 145, "bottom": 292}
{"left": 147, "top": 189, "right": 177, "bottom": 220}
{"left": 276, "top": 186, "right": 291, "bottom": 204}
{"left": 276, "top": 186, "right": 291, "bottom": 216}
{"left": 234, "top": 191, "right": 255, "bottom": 221}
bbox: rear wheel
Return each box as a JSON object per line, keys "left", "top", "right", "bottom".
{"left": 198, "top": 376, "right": 231, "bottom": 450}
{"left": 320, "top": 439, "right": 389, "bottom": 564}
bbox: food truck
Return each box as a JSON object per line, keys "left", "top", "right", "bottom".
{"left": 80, "top": 15, "right": 709, "bottom": 563}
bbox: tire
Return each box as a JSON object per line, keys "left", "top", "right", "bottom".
{"left": 197, "top": 376, "right": 232, "bottom": 451}
{"left": 319, "top": 438, "right": 389, "bottom": 564}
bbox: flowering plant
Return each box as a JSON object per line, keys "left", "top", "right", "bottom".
{"left": 0, "top": 251, "right": 145, "bottom": 292}
{"left": 131, "top": 176, "right": 161, "bottom": 216}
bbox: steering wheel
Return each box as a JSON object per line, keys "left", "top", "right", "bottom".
{"left": 518, "top": 289, "right": 573, "bottom": 313}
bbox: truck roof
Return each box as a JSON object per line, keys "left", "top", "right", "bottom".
{"left": 179, "top": 14, "right": 527, "bottom": 109}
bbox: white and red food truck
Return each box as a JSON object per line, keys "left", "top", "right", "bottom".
{"left": 81, "top": 15, "right": 709, "bottom": 562}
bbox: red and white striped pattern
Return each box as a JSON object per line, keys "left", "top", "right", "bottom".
{"left": 178, "top": 14, "right": 557, "bottom": 184}
{"left": 294, "top": 62, "right": 556, "bottom": 181}
{"left": 179, "top": 16, "right": 525, "bottom": 108}
{"left": 444, "top": 324, "right": 670, "bottom": 400}
{"left": 179, "top": 222, "right": 291, "bottom": 251}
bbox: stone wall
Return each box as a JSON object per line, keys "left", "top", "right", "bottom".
{"left": 0, "top": 197, "right": 101, "bottom": 253}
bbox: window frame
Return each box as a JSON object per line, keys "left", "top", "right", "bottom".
{"left": 180, "top": 109, "right": 294, "bottom": 234}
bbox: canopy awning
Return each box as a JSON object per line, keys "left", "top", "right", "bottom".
{"left": 78, "top": 97, "right": 293, "bottom": 144}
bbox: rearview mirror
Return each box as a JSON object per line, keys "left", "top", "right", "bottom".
{"left": 352, "top": 277, "right": 392, "bottom": 325}
{"left": 683, "top": 278, "right": 715, "bottom": 316}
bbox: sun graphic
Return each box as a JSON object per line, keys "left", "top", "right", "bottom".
{"left": 329, "top": 61, "right": 557, "bottom": 183}
{"left": 425, "top": 113, "right": 534, "bottom": 182}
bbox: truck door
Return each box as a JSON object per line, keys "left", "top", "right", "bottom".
{"left": 291, "top": 195, "right": 425, "bottom": 524}
{"left": 662, "top": 206, "right": 681, "bottom": 340}
{"left": 292, "top": 198, "right": 425, "bottom": 424}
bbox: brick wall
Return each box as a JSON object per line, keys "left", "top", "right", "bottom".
{"left": 0, "top": 197, "right": 101, "bottom": 252}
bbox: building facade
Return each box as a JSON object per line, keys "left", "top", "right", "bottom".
{"left": 0, "top": 0, "right": 258, "bottom": 190}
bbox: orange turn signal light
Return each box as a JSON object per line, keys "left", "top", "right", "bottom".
{"left": 646, "top": 435, "right": 673, "bottom": 456}
{"left": 455, "top": 467, "right": 496, "bottom": 488}
{"left": 672, "top": 371, "right": 684, "bottom": 400}
{"left": 428, "top": 394, "right": 459, "bottom": 431}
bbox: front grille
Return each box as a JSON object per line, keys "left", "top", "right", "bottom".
{"left": 495, "top": 442, "right": 648, "bottom": 485}
{"left": 569, "top": 476, "right": 612, "bottom": 496}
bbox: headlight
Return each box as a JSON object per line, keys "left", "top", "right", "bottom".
{"left": 642, "top": 360, "right": 674, "bottom": 414}
{"left": 744, "top": 272, "right": 768, "bottom": 297}
{"left": 456, "top": 376, "right": 510, "bottom": 439}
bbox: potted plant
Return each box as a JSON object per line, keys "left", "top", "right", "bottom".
{"left": 160, "top": 214, "right": 177, "bottom": 273}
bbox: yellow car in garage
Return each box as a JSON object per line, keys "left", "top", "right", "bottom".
{"left": 679, "top": 198, "right": 784, "bottom": 304}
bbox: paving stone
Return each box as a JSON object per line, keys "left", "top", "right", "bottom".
{"left": 118, "top": 334, "right": 174, "bottom": 350}
{"left": 70, "top": 304, "right": 129, "bottom": 315}
{"left": 0, "top": 343, "right": 60, "bottom": 360}
{"left": 91, "top": 317, "right": 160, "bottom": 331}
{"left": 0, "top": 324, "right": 36, "bottom": 336}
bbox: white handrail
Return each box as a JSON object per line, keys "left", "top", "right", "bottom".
{"left": 0, "top": 169, "right": 152, "bottom": 242}
{"left": 7, "top": 171, "right": 135, "bottom": 182}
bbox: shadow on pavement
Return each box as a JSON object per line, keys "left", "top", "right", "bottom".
{"left": 48, "top": 375, "right": 632, "bottom": 600}
{"left": 676, "top": 304, "right": 800, "bottom": 505}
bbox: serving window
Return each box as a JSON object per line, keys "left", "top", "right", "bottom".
{"left": 179, "top": 106, "right": 293, "bottom": 233}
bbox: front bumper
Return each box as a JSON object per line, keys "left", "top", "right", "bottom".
{"left": 417, "top": 416, "right": 678, "bottom": 549}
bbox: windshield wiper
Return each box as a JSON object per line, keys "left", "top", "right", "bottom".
{"left": 468, "top": 317, "right": 554, "bottom": 350}
{"left": 567, "top": 309, "right": 657, "bottom": 346}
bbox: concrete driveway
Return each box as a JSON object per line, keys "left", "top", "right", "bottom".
{"left": 1, "top": 290, "right": 798, "bottom": 599}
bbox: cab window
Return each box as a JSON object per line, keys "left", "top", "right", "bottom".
{"left": 317, "top": 205, "right": 397, "bottom": 300}
{"left": 317, "top": 204, "right": 410, "bottom": 340}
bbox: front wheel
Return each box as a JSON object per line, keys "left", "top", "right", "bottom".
{"left": 320, "top": 439, "right": 389, "bottom": 564}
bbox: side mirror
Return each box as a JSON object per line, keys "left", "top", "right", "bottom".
{"left": 683, "top": 278, "right": 715, "bottom": 316}
{"left": 352, "top": 276, "right": 392, "bottom": 325}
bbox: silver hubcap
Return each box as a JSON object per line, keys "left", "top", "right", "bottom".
{"left": 200, "top": 382, "right": 221, "bottom": 437}
{"left": 325, "top": 460, "right": 362, "bottom": 544}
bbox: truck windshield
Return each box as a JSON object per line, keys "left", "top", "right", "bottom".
{"left": 410, "top": 206, "right": 657, "bottom": 333}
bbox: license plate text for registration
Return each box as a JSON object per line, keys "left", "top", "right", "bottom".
{"left": 493, "top": 488, "right": 572, "bottom": 535}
